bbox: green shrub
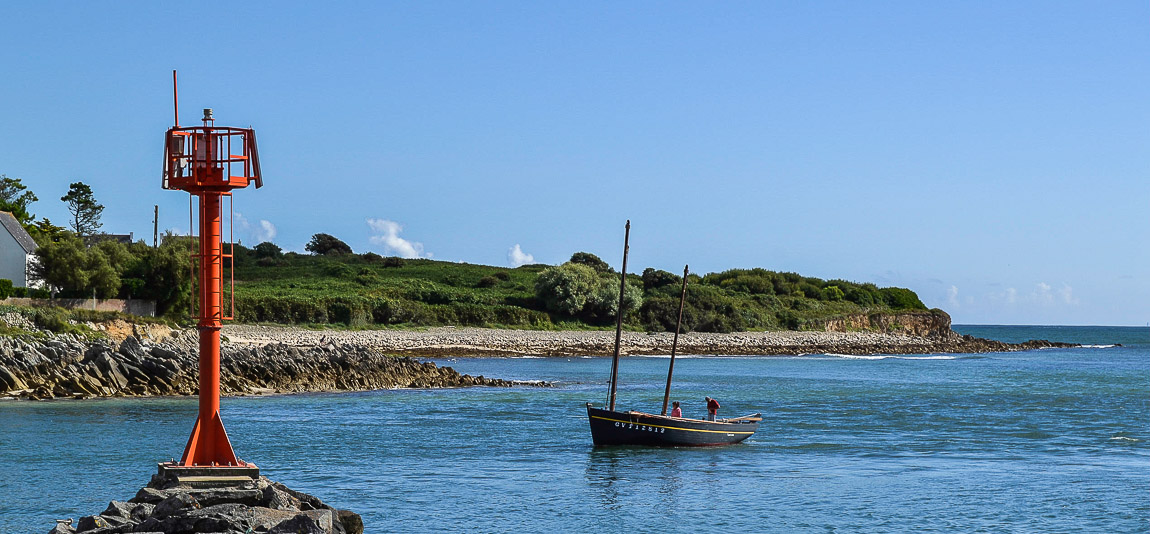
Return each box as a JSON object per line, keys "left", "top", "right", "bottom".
{"left": 585, "top": 276, "right": 643, "bottom": 323}
{"left": 534, "top": 263, "right": 599, "bottom": 316}
{"left": 476, "top": 276, "right": 500, "bottom": 288}
{"left": 823, "top": 285, "right": 845, "bottom": 301}
{"left": 844, "top": 287, "right": 875, "bottom": 306}
{"left": 569, "top": 252, "right": 611, "bottom": 273}
{"left": 371, "top": 299, "right": 420, "bottom": 325}
{"left": 306, "top": 233, "right": 352, "bottom": 255}
{"left": 452, "top": 303, "right": 494, "bottom": 325}
{"left": 638, "top": 296, "right": 696, "bottom": 333}
{"left": 0, "top": 279, "right": 12, "bottom": 299}
{"left": 777, "top": 310, "right": 800, "bottom": 330}
{"left": 492, "top": 306, "right": 552, "bottom": 327}
{"left": 31, "top": 307, "right": 86, "bottom": 335}
{"left": 880, "top": 287, "right": 926, "bottom": 310}
{"left": 641, "top": 268, "right": 680, "bottom": 290}
{"left": 254, "top": 242, "right": 282, "bottom": 258}
{"left": 322, "top": 262, "right": 353, "bottom": 278}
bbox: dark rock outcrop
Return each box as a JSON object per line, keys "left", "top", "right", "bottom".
{"left": 1, "top": 330, "right": 540, "bottom": 401}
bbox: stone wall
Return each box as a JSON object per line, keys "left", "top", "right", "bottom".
{"left": 1, "top": 297, "right": 156, "bottom": 317}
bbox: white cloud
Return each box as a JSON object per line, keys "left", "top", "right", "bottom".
{"left": 257, "top": 220, "right": 277, "bottom": 242}
{"left": 946, "top": 285, "right": 960, "bottom": 308}
{"left": 508, "top": 244, "right": 534, "bottom": 267}
{"left": 1058, "top": 283, "right": 1078, "bottom": 305}
{"left": 233, "top": 212, "right": 277, "bottom": 244}
{"left": 1034, "top": 282, "right": 1054, "bottom": 305}
{"left": 989, "top": 282, "right": 1079, "bottom": 309}
{"left": 366, "top": 218, "right": 430, "bottom": 258}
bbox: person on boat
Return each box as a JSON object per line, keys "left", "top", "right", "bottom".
{"left": 670, "top": 401, "right": 682, "bottom": 418}
{"left": 705, "top": 396, "right": 720, "bottom": 421}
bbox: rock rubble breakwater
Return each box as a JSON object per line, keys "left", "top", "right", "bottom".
{"left": 0, "top": 329, "right": 532, "bottom": 401}
{"left": 49, "top": 471, "right": 363, "bottom": 534}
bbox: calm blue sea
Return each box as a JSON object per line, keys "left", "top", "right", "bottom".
{"left": 1, "top": 325, "right": 1146, "bottom": 533}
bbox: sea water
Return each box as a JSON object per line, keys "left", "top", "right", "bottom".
{"left": 0, "top": 325, "right": 1146, "bottom": 533}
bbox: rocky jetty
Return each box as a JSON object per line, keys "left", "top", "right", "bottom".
{"left": 49, "top": 471, "right": 362, "bottom": 534}
{"left": 0, "top": 329, "right": 534, "bottom": 401}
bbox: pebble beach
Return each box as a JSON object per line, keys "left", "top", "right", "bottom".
{"left": 221, "top": 325, "right": 1068, "bottom": 357}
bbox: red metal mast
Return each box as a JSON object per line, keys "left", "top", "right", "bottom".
{"left": 162, "top": 74, "right": 262, "bottom": 470}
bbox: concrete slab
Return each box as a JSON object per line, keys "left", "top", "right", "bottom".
{"left": 156, "top": 463, "right": 260, "bottom": 488}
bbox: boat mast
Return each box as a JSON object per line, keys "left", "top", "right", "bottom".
{"left": 606, "top": 220, "right": 630, "bottom": 411}
{"left": 661, "top": 265, "right": 689, "bottom": 416}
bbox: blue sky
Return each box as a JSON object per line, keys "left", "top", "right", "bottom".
{"left": 0, "top": 2, "right": 1146, "bottom": 326}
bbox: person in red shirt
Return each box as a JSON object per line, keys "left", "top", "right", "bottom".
{"left": 705, "top": 396, "right": 720, "bottom": 421}
{"left": 670, "top": 401, "right": 682, "bottom": 418}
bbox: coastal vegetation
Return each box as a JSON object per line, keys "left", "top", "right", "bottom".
{"left": 224, "top": 240, "right": 929, "bottom": 332}
{"left": 2, "top": 174, "right": 928, "bottom": 332}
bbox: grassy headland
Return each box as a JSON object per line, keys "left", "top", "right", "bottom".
{"left": 228, "top": 246, "right": 934, "bottom": 333}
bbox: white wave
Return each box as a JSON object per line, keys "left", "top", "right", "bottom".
{"left": 631, "top": 354, "right": 737, "bottom": 359}
{"left": 1110, "top": 436, "right": 1140, "bottom": 442}
{"left": 824, "top": 354, "right": 956, "bottom": 361}
{"left": 1081, "top": 344, "right": 1116, "bottom": 349}
{"left": 830, "top": 353, "right": 884, "bottom": 360}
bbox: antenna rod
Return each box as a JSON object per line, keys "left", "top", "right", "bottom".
{"left": 173, "top": 70, "right": 179, "bottom": 127}
{"left": 661, "top": 265, "right": 690, "bottom": 416}
{"left": 606, "top": 220, "right": 630, "bottom": 412}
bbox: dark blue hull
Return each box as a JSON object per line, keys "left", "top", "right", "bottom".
{"left": 586, "top": 405, "right": 759, "bottom": 447}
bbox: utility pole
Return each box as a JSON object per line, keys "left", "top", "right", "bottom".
{"left": 153, "top": 205, "right": 159, "bottom": 248}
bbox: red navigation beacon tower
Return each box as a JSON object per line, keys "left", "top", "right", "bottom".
{"left": 159, "top": 71, "right": 261, "bottom": 478}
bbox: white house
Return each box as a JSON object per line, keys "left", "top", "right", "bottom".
{"left": 0, "top": 211, "right": 39, "bottom": 287}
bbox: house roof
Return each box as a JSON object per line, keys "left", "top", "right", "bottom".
{"left": 0, "top": 211, "right": 38, "bottom": 254}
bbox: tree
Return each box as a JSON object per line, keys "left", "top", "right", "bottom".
{"left": 534, "top": 263, "right": 599, "bottom": 316}
{"left": 879, "top": 287, "right": 926, "bottom": 310}
{"left": 30, "top": 233, "right": 90, "bottom": 295}
{"left": 253, "top": 241, "right": 283, "bottom": 258}
{"left": 534, "top": 262, "right": 642, "bottom": 321}
{"left": 585, "top": 275, "right": 643, "bottom": 322}
{"left": 61, "top": 182, "right": 104, "bottom": 237}
{"left": 28, "top": 218, "right": 67, "bottom": 245}
{"left": 0, "top": 174, "right": 38, "bottom": 226}
{"left": 569, "top": 252, "right": 611, "bottom": 273}
{"left": 641, "top": 267, "right": 680, "bottom": 291}
{"left": 305, "top": 233, "right": 352, "bottom": 255}
{"left": 127, "top": 236, "right": 192, "bottom": 317}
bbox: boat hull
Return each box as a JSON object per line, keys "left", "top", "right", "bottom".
{"left": 586, "top": 406, "right": 759, "bottom": 447}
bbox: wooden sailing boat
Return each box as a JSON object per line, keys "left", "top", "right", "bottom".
{"left": 586, "top": 221, "right": 760, "bottom": 447}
